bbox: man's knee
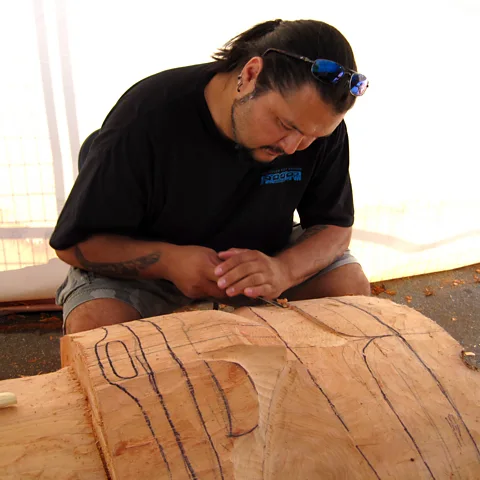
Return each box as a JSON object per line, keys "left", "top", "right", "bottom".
{"left": 65, "top": 298, "right": 142, "bottom": 334}
{"left": 285, "top": 263, "right": 371, "bottom": 301}
{"left": 350, "top": 268, "right": 371, "bottom": 296}
{"left": 321, "top": 263, "right": 371, "bottom": 297}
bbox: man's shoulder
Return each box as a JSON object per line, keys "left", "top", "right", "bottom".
{"left": 121, "top": 63, "right": 216, "bottom": 102}
{"left": 102, "top": 63, "right": 217, "bottom": 129}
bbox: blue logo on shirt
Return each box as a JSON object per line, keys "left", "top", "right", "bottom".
{"left": 261, "top": 168, "right": 302, "bottom": 185}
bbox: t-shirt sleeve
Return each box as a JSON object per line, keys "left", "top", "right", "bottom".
{"left": 49, "top": 125, "right": 155, "bottom": 250}
{"left": 297, "top": 120, "right": 354, "bottom": 229}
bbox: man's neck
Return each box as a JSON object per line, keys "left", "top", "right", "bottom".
{"left": 204, "top": 71, "right": 236, "bottom": 141}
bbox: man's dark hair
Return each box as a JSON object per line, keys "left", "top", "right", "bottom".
{"left": 212, "top": 19, "right": 358, "bottom": 114}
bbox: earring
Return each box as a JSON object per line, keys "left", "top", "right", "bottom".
{"left": 237, "top": 74, "right": 243, "bottom": 92}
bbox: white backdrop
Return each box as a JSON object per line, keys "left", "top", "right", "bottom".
{"left": 0, "top": 0, "right": 479, "bottom": 300}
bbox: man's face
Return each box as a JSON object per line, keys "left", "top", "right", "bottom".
{"left": 231, "top": 83, "right": 345, "bottom": 163}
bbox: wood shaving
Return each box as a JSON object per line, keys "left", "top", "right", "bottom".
{"left": 424, "top": 287, "right": 434, "bottom": 296}
{"left": 277, "top": 298, "right": 289, "bottom": 307}
{"left": 371, "top": 284, "right": 386, "bottom": 296}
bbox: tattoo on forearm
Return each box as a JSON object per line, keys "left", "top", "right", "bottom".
{"left": 295, "top": 225, "right": 328, "bottom": 244}
{"left": 74, "top": 246, "right": 160, "bottom": 277}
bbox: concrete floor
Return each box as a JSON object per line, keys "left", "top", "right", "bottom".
{"left": 1, "top": 263, "right": 478, "bottom": 380}
{"left": 370, "top": 262, "right": 479, "bottom": 370}
{"left": 0, "top": 314, "right": 62, "bottom": 380}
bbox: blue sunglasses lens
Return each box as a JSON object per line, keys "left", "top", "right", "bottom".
{"left": 351, "top": 74, "right": 368, "bottom": 96}
{"left": 311, "top": 60, "right": 345, "bottom": 84}
{"left": 312, "top": 60, "right": 369, "bottom": 97}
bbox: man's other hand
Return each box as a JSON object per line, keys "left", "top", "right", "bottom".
{"left": 166, "top": 245, "right": 226, "bottom": 299}
{"left": 214, "top": 248, "right": 292, "bottom": 299}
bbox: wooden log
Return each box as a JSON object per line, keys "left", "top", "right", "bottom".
{"left": 60, "top": 296, "right": 480, "bottom": 479}
{"left": 0, "top": 367, "right": 107, "bottom": 479}
{"left": 0, "top": 296, "right": 479, "bottom": 479}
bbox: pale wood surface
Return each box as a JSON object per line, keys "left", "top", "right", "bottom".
{"left": 0, "top": 367, "right": 107, "bottom": 480}
{"left": 61, "top": 296, "right": 480, "bottom": 480}
{"left": 238, "top": 297, "right": 480, "bottom": 479}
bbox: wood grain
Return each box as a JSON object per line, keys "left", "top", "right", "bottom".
{"left": 59, "top": 296, "right": 480, "bottom": 479}
{"left": 0, "top": 367, "right": 106, "bottom": 479}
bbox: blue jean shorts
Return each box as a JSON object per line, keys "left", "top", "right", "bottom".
{"left": 56, "top": 227, "right": 359, "bottom": 325}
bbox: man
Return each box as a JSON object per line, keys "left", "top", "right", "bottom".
{"left": 50, "top": 19, "right": 371, "bottom": 334}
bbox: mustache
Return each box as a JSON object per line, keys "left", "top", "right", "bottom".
{"left": 260, "top": 145, "right": 286, "bottom": 156}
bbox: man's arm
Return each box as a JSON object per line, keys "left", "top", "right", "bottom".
{"left": 55, "top": 235, "right": 173, "bottom": 279}
{"left": 275, "top": 224, "right": 352, "bottom": 288}
{"left": 55, "top": 234, "right": 226, "bottom": 298}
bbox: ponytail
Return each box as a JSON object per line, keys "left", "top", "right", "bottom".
{"left": 212, "top": 19, "right": 283, "bottom": 72}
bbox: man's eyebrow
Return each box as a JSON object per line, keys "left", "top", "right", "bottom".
{"left": 284, "top": 120, "right": 305, "bottom": 136}
{"left": 281, "top": 116, "right": 335, "bottom": 138}
{"left": 284, "top": 119, "right": 334, "bottom": 139}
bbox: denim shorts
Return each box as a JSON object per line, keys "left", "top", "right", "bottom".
{"left": 56, "top": 227, "right": 359, "bottom": 326}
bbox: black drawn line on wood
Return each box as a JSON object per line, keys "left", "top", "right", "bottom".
{"left": 363, "top": 338, "right": 435, "bottom": 479}
{"left": 204, "top": 360, "right": 259, "bottom": 438}
{"left": 94, "top": 328, "right": 172, "bottom": 480}
{"left": 179, "top": 322, "right": 259, "bottom": 440}
{"left": 248, "top": 309, "right": 351, "bottom": 428}
{"left": 105, "top": 340, "right": 138, "bottom": 379}
{"left": 140, "top": 320, "right": 225, "bottom": 480}
{"left": 249, "top": 307, "right": 396, "bottom": 479}
{"left": 390, "top": 361, "right": 461, "bottom": 477}
{"left": 122, "top": 323, "right": 198, "bottom": 480}
{"left": 337, "top": 299, "right": 480, "bottom": 461}
{"left": 356, "top": 445, "right": 381, "bottom": 480}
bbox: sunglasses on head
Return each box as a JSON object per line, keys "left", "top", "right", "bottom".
{"left": 262, "top": 48, "right": 369, "bottom": 97}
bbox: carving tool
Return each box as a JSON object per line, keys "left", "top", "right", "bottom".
{"left": 258, "top": 297, "right": 287, "bottom": 308}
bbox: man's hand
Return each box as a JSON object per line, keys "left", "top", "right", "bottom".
{"left": 214, "top": 249, "right": 292, "bottom": 299}
{"left": 166, "top": 245, "right": 226, "bottom": 299}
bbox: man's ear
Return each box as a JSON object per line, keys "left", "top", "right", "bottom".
{"left": 239, "top": 56, "right": 264, "bottom": 93}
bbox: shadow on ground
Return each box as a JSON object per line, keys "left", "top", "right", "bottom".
{"left": 1, "top": 263, "right": 478, "bottom": 380}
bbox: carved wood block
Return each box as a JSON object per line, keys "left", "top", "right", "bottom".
{"left": 59, "top": 297, "right": 480, "bottom": 479}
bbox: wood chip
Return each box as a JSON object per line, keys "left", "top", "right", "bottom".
{"left": 451, "top": 317, "right": 457, "bottom": 321}
{"left": 405, "top": 296, "right": 412, "bottom": 303}
{"left": 385, "top": 290, "right": 397, "bottom": 296}
{"left": 424, "top": 287, "right": 434, "bottom": 296}
{"left": 371, "top": 284, "right": 386, "bottom": 296}
{"left": 39, "top": 316, "right": 59, "bottom": 323}
{"left": 463, "top": 352, "right": 476, "bottom": 356}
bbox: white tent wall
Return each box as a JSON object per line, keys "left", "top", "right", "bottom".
{"left": 0, "top": 0, "right": 479, "bottom": 302}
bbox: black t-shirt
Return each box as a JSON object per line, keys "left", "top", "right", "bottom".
{"left": 49, "top": 63, "right": 354, "bottom": 256}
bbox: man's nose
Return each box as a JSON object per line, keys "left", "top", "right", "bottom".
{"left": 279, "top": 131, "right": 304, "bottom": 155}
